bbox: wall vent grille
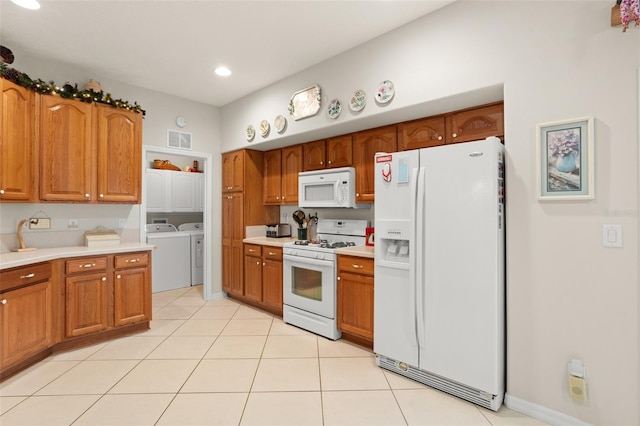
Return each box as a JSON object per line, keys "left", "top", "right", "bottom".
{"left": 167, "top": 130, "right": 192, "bottom": 150}
{"left": 376, "top": 355, "right": 502, "bottom": 411}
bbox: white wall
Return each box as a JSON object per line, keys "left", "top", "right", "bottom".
{"left": 220, "top": 2, "right": 640, "bottom": 424}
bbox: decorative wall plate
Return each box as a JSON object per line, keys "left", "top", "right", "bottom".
{"left": 274, "top": 114, "right": 287, "bottom": 133}
{"left": 246, "top": 124, "right": 255, "bottom": 142}
{"left": 327, "top": 99, "right": 342, "bottom": 119}
{"left": 376, "top": 80, "right": 395, "bottom": 104}
{"left": 260, "top": 119, "right": 270, "bottom": 137}
{"left": 288, "top": 84, "right": 321, "bottom": 120}
{"left": 349, "top": 89, "right": 366, "bottom": 112}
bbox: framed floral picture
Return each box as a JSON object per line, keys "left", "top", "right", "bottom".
{"left": 536, "top": 116, "right": 594, "bottom": 200}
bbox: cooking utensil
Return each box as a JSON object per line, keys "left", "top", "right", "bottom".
{"left": 293, "top": 210, "right": 306, "bottom": 228}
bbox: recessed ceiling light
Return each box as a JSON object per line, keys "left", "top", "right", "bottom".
{"left": 10, "top": 0, "right": 41, "bottom": 10}
{"left": 214, "top": 66, "right": 232, "bottom": 77}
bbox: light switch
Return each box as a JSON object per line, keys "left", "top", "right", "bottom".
{"left": 602, "top": 224, "right": 622, "bottom": 248}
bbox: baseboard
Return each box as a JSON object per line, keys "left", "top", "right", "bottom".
{"left": 206, "top": 291, "right": 227, "bottom": 301}
{"left": 505, "top": 394, "right": 592, "bottom": 426}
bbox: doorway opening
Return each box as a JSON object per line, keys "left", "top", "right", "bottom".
{"left": 140, "top": 146, "right": 214, "bottom": 300}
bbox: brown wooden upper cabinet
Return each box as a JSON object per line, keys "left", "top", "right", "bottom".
{"left": 39, "top": 95, "right": 142, "bottom": 203}
{"left": 264, "top": 145, "right": 302, "bottom": 205}
{"left": 96, "top": 105, "right": 142, "bottom": 203}
{"left": 222, "top": 150, "right": 245, "bottom": 193}
{"left": 445, "top": 102, "right": 504, "bottom": 144}
{"left": 39, "top": 96, "right": 94, "bottom": 202}
{"left": 397, "top": 116, "right": 446, "bottom": 151}
{"left": 0, "top": 79, "right": 37, "bottom": 203}
{"left": 303, "top": 135, "right": 353, "bottom": 171}
{"left": 353, "top": 125, "right": 397, "bottom": 203}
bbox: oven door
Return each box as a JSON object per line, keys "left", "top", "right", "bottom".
{"left": 283, "top": 254, "right": 335, "bottom": 319}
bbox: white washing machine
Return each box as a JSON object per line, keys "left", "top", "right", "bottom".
{"left": 145, "top": 224, "right": 191, "bottom": 293}
{"left": 178, "top": 223, "right": 204, "bottom": 286}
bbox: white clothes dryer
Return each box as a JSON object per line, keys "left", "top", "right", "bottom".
{"left": 178, "top": 223, "right": 204, "bottom": 286}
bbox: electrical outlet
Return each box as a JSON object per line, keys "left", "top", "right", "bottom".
{"left": 118, "top": 218, "right": 126, "bottom": 229}
{"left": 29, "top": 218, "right": 51, "bottom": 230}
{"left": 68, "top": 219, "right": 78, "bottom": 229}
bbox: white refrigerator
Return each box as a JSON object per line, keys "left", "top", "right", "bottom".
{"left": 373, "top": 137, "right": 505, "bottom": 411}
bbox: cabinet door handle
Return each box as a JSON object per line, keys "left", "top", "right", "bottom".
{"left": 337, "top": 276, "right": 341, "bottom": 281}
{"left": 80, "top": 263, "right": 96, "bottom": 268}
{"left": 85, "top": 193, "right": 90, "bottom": 198}
{"left": 263, "top": 262, "right": 266, "bottom": 266}
{"left": 248, "top": 249, "right": 256, "bottom": 253}
{"left": 99, "top": 193, "right": 104, "bottom": 198}
{"left": 352, "top": 264, "right": 363, "bottom": 269}
{"left": 452, "top": 132, "right": 458, "bottom": 138}
{"left": 282, "top": 196, "right": 285, "bottom": 200}
{"left": 101, "top": 277, "right": 107, "bottom": 281}
{"left": 320, "top": 161, "right": 324, "bottom": 165}
{"left": 328, "top": 160, "right": 332, "bottom": 164}
{"left": 0, "top": 189, "right": 4, "bottom": 194}
{"left": 126, "top": 259, "right": 139, "bottom": 263}
{"left": 227, "top": 186, "right": 232, "bottom": 190}
{"left": 20, "top": 273, "right": 35, "bottom": 279}
{"left": 1, "top": 299, "right": 7, "bottom": 304}
{"left": 437, "top": 135, "right": 443, "bottom": 141}
{"left": 117, "top": 274, "right": 122, "bottom": 279}
{"left": 268, "top": 251, "right": 275, "bottom": 256}
{"left": 256, "top": 261, "right": 260, "bottom": 265}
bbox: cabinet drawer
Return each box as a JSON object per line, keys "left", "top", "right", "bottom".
{"left": 0, "top": 262, "right": 51, "bottom": 293}
{"left": 338, "top": 255, "right": 374, "bottom": 276}
{"left": 114, "top": 252, "right": 149, "bottom": 269}
{"left": 66, "top": 257, "right": 108, "bottom": 274}
{"left": 262, "top": 246, "right": 282, "bottom": 261}
{"left": 244, "top": 244, "right": 262, "bottom": 257}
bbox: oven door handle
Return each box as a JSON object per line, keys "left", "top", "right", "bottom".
{"left": 283, "top": 254, "right": 333, "bottom": 267}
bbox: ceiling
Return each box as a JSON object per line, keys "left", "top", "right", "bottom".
{"left": 0, "top": 0, "right": 453, "bottom": 107}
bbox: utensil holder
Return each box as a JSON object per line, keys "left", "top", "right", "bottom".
{"left": 297, "top": 228, "right": 307, "bottom": 240}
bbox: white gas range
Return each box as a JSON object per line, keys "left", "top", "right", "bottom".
{"left": 283, "top": 219, "right": 368, "bottom": 340}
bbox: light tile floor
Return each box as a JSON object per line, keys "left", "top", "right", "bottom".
{"left": 0, "top": 286, "right": 547, "bottom": 426}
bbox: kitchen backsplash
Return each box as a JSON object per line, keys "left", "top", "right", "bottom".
{"left": 0, "top": 203, "right": 140, "bottom": 253}
{"left": 279, "top": 205, "right": 374, "bottom": 231}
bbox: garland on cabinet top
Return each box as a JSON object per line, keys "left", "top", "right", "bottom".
{"left": 0, "top": 62, "right": 145, "bottom": 116}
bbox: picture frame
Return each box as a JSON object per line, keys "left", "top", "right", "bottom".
{"left": 536, "top": 116, "right": 594, "bottom": 200}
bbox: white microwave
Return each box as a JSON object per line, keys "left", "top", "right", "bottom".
{"left": 298, "top": 167, "right": 360, "bottom": 208}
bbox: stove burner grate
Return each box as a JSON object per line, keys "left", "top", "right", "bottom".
{"left": 320, "top": 241, "right": 356, "bottom": 249}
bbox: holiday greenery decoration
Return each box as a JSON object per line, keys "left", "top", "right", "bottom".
{"left": 0, "top": 62, "right": 145, "bottom": 116}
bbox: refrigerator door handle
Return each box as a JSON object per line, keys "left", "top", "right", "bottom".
{"left": 409, "top": 167, "right": 419, "bottom": 350}
{"left": 415, "top": 166, "right": 426, "bottom": 351}
{"left": 411, "top": 166, "right": 426, "bottom": 351}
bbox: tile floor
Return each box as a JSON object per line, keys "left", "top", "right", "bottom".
{"left": 0, "top": 286, "right": 547, "bottom": 426}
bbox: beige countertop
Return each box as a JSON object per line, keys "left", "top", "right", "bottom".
{"left": 0, "top": 243, "right": 155, "bottom": 270}
{"left": 242, "top": 236, "right": 297, "bottom": 247}
{"left": 335, "top": 245, "right": 375, "bottom": 259}
{"left": 243, "top": 237, "right": 375, "bottom": 258}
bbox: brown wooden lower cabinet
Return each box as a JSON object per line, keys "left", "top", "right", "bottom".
{"left": 113, "top": 252, "right": 151, "bottom": 327}
{"left": 65, "top": 269, "right": 109, "bottom": 337}
{"left": 0, "top": 250, "right": 152, "bottom": 382}
{"left": 241, "top": 243, "right": 283, "bottom": 316}
{"left": 0, "top": 278, "right": 52, "bottom": 370}
{"left": 337, "top": 255, "right": 374, "bottom": 342}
